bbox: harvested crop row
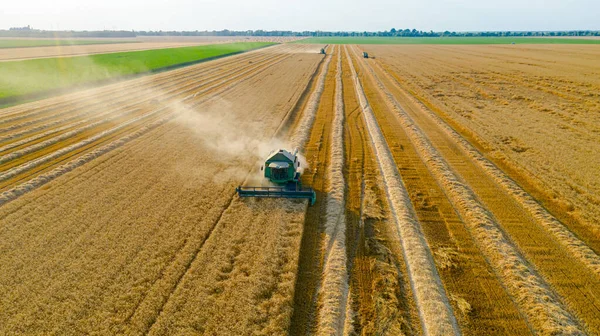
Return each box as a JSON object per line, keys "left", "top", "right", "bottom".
{"left": 0, "top": 108, "right": 148, "bottom": 164}
{"left": 0, "top": 104, "right": 131, "bottom": 152}
{"left": 353, "top": 50, "right": 529, "bottom": 334}
{"left": 353, "top": 46, "right": 584, "bottom": 334}
{"left": 364, "top": 45, "right": 600, "bottom": 334}
{"left": 340, "top": 47, "right": 420, "bottom": 335}
{"left": 315, "top": 46, "right": 350, "bottom": 336}
{"left": 289, "top": 49, "right": 333, "bottom": 149}
{"left": 352, "top": 46, "right": 530, "bottom": 335}
{"left": 345, "top": 46, "right": 459, "bottom": 336}
{"left": 288, "top": 45, "right": 339, "bottom": 336}
{"left": 371, "top": 60, "right": 600, "bottom": 277}
{"left": 364, "top": 44, "right": 600, "bottom": 237}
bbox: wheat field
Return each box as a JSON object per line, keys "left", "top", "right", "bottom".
{"left": 1, "top": 41, "right": 599, "bottom": 335}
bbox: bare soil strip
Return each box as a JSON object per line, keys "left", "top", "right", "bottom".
{"left": 346, "top": 46, "right": 460, "bottom": 335}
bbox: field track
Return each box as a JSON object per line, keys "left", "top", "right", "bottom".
{"left": 1, "top": 42, "right": 599, "bottom": 335}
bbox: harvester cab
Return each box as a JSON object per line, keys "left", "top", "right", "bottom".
{"left": 363, "top": 52, "right": 369, "bottom": 58}
{"left": 320, "top": 48, "right": 326, "bottom": 54}
{"left": 236, "top": 149, "right": 316, "bottom": 205}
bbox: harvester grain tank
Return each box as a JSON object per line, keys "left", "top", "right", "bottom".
{"left": 363, "top": 52, "right": 369, "bottom": 58}
{"left": 236, "top": 149, "right": 316, "bottom": 205}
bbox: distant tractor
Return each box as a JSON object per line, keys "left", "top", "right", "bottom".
{"left": 363, "top": 52, "right": 369, "bottom": 58}
{"left": 320, "top": 48, "right": 326, "bottom": 54}
{"left": 236, "top": 149, "right": 316, "bottom": 205}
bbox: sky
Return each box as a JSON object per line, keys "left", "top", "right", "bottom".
{"left": 1, "top": 0, "right": 598, "bottom": 32}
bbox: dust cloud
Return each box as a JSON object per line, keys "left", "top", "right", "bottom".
{"left": 172, "top": 98, "right": 305, "bottom": 186}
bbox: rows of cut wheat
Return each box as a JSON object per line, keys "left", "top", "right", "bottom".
{"left": 363, "top": 44, "right": 600, "bottom": 237}
{"left": 340, "top": 47, "right": 421, "bottom": 335}
{"left": 353, "top": 49, "right": 534, "bottom": 334}
{"left": 371, "top": 59, "right": 600, "bottom": 277}
{"left": 346, "top": 46, "right": 459, "bottom": 335}
{"left": 356, "top": 46, "right": 584, "bottom": 334}
{"left": 313, "top": 46, "right": 351, "bottom": 336}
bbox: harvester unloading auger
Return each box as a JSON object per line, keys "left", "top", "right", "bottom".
{"left": 236, "top": 149, "right": 316, "bottom": 205}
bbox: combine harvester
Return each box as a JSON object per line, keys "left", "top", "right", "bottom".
{"left": 236, "top": 149, "right": 316, "bottom": 205}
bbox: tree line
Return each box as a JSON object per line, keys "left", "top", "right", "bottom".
{"left": 2, "top": 28, "right": 599, "bottom": 38}
{"left": 135, "top": 29, "right": 600, "bottom": 37}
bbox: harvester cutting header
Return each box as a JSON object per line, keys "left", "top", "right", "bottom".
{"left": 236, "top": 149, "right": 316, "bottom": 205}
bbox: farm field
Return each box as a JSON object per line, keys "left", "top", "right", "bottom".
{"left": 0, "top": 36, "right": 300, "bottom": 62}
{"left": 0, "top": 38, "right": 138, "bottom": 49}
{"left": 295, "top": 36, "right": 600, "bottom": 44}
{"left": 0, "top": 42, "right": 274, "bottom": 104}
{"left": 0, "top": 41, "right": 599, "bottom": 335}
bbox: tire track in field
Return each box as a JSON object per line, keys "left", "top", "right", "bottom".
{"left": 352, "top": 45, "right": 585, "bottom": 335}
{"left": 313, "top": 46, "right": 350, "bottom": 336}
{"left": 346, "top": 46, "right": 460, "bottom": 336}
{"left": 288, "top": 47, "right": 341, "bottom": 336}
